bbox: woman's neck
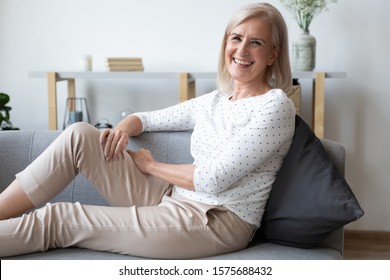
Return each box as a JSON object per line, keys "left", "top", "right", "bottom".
{"left": 230, "top": 82, "right": 272, "bottom": 101}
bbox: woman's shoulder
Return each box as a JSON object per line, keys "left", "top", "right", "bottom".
{"left": 192, "top": 89, "right": 228, "bottom": 104}
{"left": 253, "top": 88, "right": 296, "bottom": 116}
{"left": 264, "top": 89, "right": 294, "bottom": 106}
{"left": 264, "top": 88, "right": 289, "bottom": 100}
{"left": 197, "top": 89, "right": 226, "bottom": 99}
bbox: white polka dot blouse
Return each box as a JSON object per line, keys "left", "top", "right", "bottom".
{"left": 133, "top": 89, "right": 296, "bottom": 227}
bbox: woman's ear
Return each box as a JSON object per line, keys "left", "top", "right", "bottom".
{"left": 267, "top": 46, "right": 280, "bottom": 66}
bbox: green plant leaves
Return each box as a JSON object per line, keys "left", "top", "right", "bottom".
{"left": 0, "top": 92, "right": 12, "bottom": 126}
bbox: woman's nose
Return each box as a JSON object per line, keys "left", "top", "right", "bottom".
{"left": 237, "top": 41, "right": 249, "bottom": 55}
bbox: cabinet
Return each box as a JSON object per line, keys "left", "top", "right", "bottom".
{"left": 30, "top": 71, "right": 345, "bottom": 138}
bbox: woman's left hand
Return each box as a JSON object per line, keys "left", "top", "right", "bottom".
{"left": 127, "top": 149, "right": 154, "bottom": 174}
{"left": 99, "top": 128, "right": 129, "bottom": 161}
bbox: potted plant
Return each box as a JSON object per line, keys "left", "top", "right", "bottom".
{"left": 0, "top": 92, "right": 19, "bottom": 130}
{"left": 280, "top": 0, "right": 337, "bottom": 71}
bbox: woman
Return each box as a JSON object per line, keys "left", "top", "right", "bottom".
{"left": 0, "top": 3, "right": 295, "bottom": 259}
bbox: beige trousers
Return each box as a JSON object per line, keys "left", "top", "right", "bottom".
{"left": 0, "top": 123, "right": 255, "bottom": 259}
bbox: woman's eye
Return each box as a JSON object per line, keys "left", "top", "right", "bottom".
{"left": 231, "top": 36, "right": 241, "bottom": 41}
{"left": 251, "top": 41, "right": 261, "bottom": 46}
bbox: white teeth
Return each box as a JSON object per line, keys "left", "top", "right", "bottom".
{"left": 234, "top": 58, "right": 252, "bottom": 66}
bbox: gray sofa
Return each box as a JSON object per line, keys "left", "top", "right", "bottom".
{"left": 0, "top": 129, "right": 344, "bottom": 260}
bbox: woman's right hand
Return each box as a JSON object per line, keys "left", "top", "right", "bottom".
{"left": 99, "top": 128, "right": 129, "bottom": 161}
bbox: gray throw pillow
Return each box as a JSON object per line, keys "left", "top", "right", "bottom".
{"left": 257, "top": 115, "right": 363, "bottom": 248}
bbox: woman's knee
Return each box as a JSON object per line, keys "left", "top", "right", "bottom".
{"left": 66, "top": 122, "right": 97, "bottom": 137}
{"left": 63, "top": 122, "right": 100, "bottom": 144}
{"left": 60, "top": 122, "right": 102, "bottom": 158}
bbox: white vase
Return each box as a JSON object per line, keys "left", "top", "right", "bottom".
{"left": 292, "top": 31, "right": 316, "bottom": 71}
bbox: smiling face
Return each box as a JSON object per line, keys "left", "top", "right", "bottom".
{"left": 224, "top": 17, "right": 279, "bottom": 91}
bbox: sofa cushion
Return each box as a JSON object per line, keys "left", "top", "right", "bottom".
{"left": 258, "top": 115, "right": 364, "bottom": 248}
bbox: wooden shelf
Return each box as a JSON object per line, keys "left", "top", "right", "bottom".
{"left": 29, "top": 71, "right": 184, "bottom": 80}
{"left": 30, "top": 71, "right": 345, "bottom": 137}
{"left": 29, "top": 71, "right": 195, "bottom": 130}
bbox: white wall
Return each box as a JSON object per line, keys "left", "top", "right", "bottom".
{"left": 1, "top": 0, "right": 389, "bottom": 231}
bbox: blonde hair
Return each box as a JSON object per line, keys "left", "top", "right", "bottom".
{"left": 217, "top": 3, "right": 292, "bottom": 93}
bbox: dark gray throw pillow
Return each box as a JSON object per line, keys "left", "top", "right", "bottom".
{"left": 257, "top": 115, "right": 363, "bottom": 248}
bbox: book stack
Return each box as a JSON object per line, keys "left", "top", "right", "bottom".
{"left": 106, "top": 57, "right": 144, "bottom": 71}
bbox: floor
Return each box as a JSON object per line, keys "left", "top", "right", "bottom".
{"left": 343, "top": 231, "right": 390, "bottom": 260}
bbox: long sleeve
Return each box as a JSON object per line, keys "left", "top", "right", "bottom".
{"left": 132, "top": 94, "right": 212, "bottom": 133}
